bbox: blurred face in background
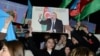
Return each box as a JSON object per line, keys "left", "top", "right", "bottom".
{"left": 0, "top": 45, "right": 10, "bottom": 56}
{"left": 46, "top": 38, "right": 55, "bottom": 50}
{"left": 65, "top": 47, "right": 71, "bottom": 56}
{"left": 0, "top": 41, "right": 23, "bottom": 56}
{"left": 51, "top": 12, "right": 57, "bottom": 20}
{"left": 89, "top": 52, "right": 94, "bottom": 56}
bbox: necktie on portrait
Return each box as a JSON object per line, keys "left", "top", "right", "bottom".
{"left": 52, "top": 21, "right": 55, "bottom": 30}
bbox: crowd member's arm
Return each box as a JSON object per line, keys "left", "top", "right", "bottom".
{"left": 75, "top": 21, "right": 81, "bottom": 30}
{"left": 28, "top": 27, "right": 32, "bottom": 37}
{"left": 38, "top": 14, "right": 48, "bottom": 25}
{"left": 65, "top": 25, "right": 74, "bottom": 39}
{"left": 0, "top": 16, "right": 13, "bottom": 40}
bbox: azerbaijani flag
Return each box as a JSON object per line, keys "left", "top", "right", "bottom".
{"left": 26, "top": 0, "right": 32, "bottom": 19}
{"left": 43, "top": 7, "right": 51, "bottom": 19}
{"left": 0, "top": 9, "right": 16, "bottom": 41}
{"left": 70, "top": 0, "right": 92, "bottom": 17}
{"left": 76, "top": 0, "right": 100, "bottom": 21}
{"left": 70, "top": 0, "right": 80, "bottom": 9}
{"left": 41, "top": 7, "right": 51, "bottom": 31}
{"left": 70, "top": 0, "right": 80, "bottom": 17}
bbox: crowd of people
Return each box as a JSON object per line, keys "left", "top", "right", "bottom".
{"left": 0, "top": 14, "right": 100, "bottom": 56}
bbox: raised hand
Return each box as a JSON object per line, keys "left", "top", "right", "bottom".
{"left": 4, "top": 16, "right": 13, "bottom": 29}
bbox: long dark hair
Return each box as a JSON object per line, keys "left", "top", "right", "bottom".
{"left": 43, "top": 38, "right": 56, "bottom": 51}
{"left": 0, "top": 41, "right": 3, "bottom": 50}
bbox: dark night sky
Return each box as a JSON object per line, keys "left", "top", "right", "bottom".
{"left": 9, "top": 0, "right": 100, "bottom": 34}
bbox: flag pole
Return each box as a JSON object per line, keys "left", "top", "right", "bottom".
{"left": 88, "top": 15, "right": 89, "bottom": 22}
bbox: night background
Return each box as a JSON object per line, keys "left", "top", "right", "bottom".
{"left": 9, "top": 0, "right": 100, "bottom": 34}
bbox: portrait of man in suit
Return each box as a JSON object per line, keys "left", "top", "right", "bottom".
{"left": 38, "top": 12, "right": 63, "bottom": 33}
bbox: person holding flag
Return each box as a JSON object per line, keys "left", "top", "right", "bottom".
{"left": 0, "top": 9, "right": 16, "bottom": 41}
{"left": 0, "top": 16, "right": 13, "bottom": 40}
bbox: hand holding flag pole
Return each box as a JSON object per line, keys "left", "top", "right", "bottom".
{"left": 3, "top": 16, "right": 13, "bottom": 29}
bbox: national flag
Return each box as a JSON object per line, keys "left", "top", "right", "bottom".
{"left": 41, "top": 7, "right": 51, "bottom": 31}
{"left": 70, "top": 0, "right": 80, "bottom": 17}
{"left": 0, "top": 0, "right": 28, "bottom": 24}
{"left": 59, "top": 0, "right": 72, "bottom": 8}
{"left": 80, "top": 0, "right": 92, "bottom": 11}
{"left": 26, "top": 0, "right": 32, "bottom": 19}
{"left": 0, "top": 9, "right": 16, "bottom": 41}
{"left": 43, "top": 7, "right": 51, "bottom": 19}
{"left": 70, "top": 0, "right": 92, "bottom": 17}
{"left": 76, "top": 0, "right": 100, "bottom": 20}
{"left": 70, "top": 0, "right": 80, "bottom": 9}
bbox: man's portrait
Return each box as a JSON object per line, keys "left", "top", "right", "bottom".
{"left": 32, "top": 6, "right": 69, "bottom": 33}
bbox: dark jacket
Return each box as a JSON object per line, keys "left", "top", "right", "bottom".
{"left": 41, "top": 49, "right": 61, "bottom": 56}
{"left": 71, "top": 30, "right": 100, "bottom": 52}
{"left": 39, "top": 19, "right": 63, "bottom": 33}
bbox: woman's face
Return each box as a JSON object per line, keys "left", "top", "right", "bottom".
{"left": 65, "top": 47, "right": 70, "bottom": 55}
{"left": 46, "top": 39, "right": 55, "bottom": 49}
{"left": 0, "top": 45, "right": 10, "bottom": 56}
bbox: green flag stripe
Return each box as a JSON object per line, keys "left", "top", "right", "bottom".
{"left": 59, "top": 0, "right": 72, "bottom": 8}
{"left": 76, "top": 0, "right": 100, "bottom": 20}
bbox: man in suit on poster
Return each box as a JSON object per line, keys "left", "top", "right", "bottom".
{"left": 38, "top": 12, "right": 63, "bottom": 33}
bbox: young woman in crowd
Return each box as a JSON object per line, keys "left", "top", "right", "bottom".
{"left": 41, "top": 38, "right": 61, "bottom": 56}
{"left": 0, "top": 40, "right": 24, "bottom": 56}
{"left": 60, "top": 45, "right": 71, "bottom": 56}
{"left": 40, "top": 34, "right": 50, "bottom": 50}
{"left": 64, "top": 46, "right": 71, "bottom": 56}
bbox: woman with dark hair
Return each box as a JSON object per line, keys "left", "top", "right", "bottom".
{"left": 41, "top": 38, "right": 61, "bottom": 56}
{"left": 0, "top": 41, "right": 3, "bottom": 55}
{"left": 64, "top": 46, "right": 71, "bottom": 56}
{"left": 60, "top": 45, "right": 71, "bottom": 56}
{"left": 40, "top": 34, "right": 50, "bottom": 50}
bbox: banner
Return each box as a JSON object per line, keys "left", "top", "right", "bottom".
{"left": 0, "top": 0, "right": 28, "bottom": 24}
{"left": 32, "top": 6, "right": 69, "bottom": 33}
